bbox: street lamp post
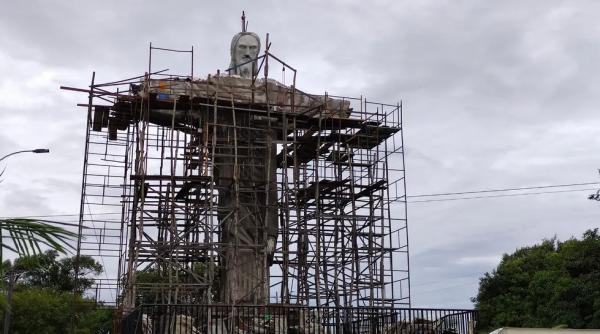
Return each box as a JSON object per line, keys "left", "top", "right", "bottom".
{"left": 0, "top": 148, "right": 49, "bottom": 334}
{"left": 0, "top": 148, "right": 50, "bottom": 163}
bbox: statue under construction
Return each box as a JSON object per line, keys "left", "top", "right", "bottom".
{"left": 67, "top": 14, "right": 413, "bottom": 330}
{"left": 216, "top": 28, "right": 278, "bottom": 304}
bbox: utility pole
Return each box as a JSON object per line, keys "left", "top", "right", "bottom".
{"left": 3, "top": 272, "right": 15, "bottom": 334}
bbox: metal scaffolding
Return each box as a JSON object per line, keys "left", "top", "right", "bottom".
{"left": 65, "top": 40, "right": 410, "bottom": 311}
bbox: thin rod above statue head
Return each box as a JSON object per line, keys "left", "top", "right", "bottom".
{"left": 241, "top": 11, "right": 247, "bottom": 32}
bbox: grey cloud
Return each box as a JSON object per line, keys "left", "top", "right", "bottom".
{"left": 1, "top": 0, "right": 599, "bottom": 308}
{"left": 0, "top": 183, "right": 54, "bottom": 214}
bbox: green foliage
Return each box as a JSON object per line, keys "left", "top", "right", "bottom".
{"left": 1, "top": 252, "right": 112, "bottom": 333}
{"left": 134, "top": 263, "right": 211, "bottom": 304}
{"left": 0, "top": 219, "right": 76, "bottom": 258}
{"left": 0, "top": 288, "right": 112, "bottom": 334}
{"left": 472, "top": 229, "right": 600, "bottom": 329}
{"left": 12, "top": 250, "right": 103, "bottom": 292}
{"left": 75, "top": 305, "right": 113, "bottom": 334}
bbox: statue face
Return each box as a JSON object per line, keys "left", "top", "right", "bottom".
{"left": 235, "top": 35, "right": 259, "bottom": 65}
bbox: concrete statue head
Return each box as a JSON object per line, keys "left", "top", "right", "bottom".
{"left": 229, "top": 32, "right": 261, "bottom": 79}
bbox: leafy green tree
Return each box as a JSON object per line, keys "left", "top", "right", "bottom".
{"left": 134, "top": 262, "right": 211, "bottom": 304}
{"left": 0, "top": 288, "right": 112, "bottom": 334}
{"left": 0, "top": 252, "right": 112, "bottom": 333}
{"left": 472, "top": 229, "right": 600, "bottom": 330}
{"left": 12, "top": 250, "right": 102, "bottom": 292}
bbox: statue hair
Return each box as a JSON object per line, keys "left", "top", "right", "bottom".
{"left": 229, "top": 32, "right": 261, "bottom": 74}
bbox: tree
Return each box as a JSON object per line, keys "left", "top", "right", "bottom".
{"left": 11, "top": 250, "right": 102, "bottom": 292}
{"left": 0, "top": 226, "right": 78, "bottom": 333}
{"left": 0, "top": 288, "right": 112, "bottom": 334}
{"left": 0, "top": 252, "right": 112, "bottom": 333}
{"left": 134, "top": 262, "right": 211, "bottom": 304}
{"left": 472, "top": 229, "right": 600, "bottom": 330}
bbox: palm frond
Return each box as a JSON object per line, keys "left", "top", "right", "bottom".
{"left": 0, "top": 219, "right": 77, "bottom": 256}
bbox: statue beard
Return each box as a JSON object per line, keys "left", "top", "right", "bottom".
{"left": 237, "top": 61, "right": 255, "bottom": 79}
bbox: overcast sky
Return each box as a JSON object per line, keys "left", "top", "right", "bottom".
{"left": 1, "top": 0, "right": 599, "bottom": 309}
